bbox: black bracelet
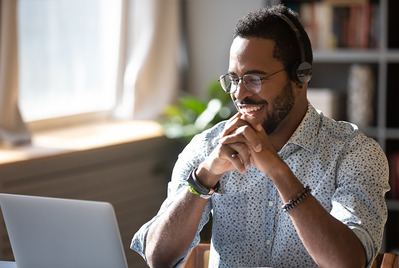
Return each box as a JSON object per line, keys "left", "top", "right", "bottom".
{"left": 282, "top": 186, "right": 311, "bottom": 212}
{"left": 186, "top": 168, "right": 220, "bottom": 196}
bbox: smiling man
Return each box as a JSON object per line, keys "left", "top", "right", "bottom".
{"left": 132, "top": 5, "right": 389, "bottom": 268}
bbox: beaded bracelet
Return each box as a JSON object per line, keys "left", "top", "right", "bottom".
{"left": 282, "top": 186, "right": 311, "bottom": 212}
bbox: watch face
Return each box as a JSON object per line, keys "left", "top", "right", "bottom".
{"left": 200, "top": 194, "right": 212, "bottom": 200}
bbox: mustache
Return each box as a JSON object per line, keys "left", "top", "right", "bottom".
{"left": 234, "top": 99, "right": 252, "bottom": 106}
{"left": 234, "top": 99, "right": 266, "bottom": 106}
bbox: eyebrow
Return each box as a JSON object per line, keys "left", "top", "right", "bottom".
{"left": 227, "top": 70, "right": 268, "bottom": 76}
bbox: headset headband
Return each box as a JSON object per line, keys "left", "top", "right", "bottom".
{"left": 278, "top": 13, "right": 312, "bottom": 83}
{"left": 279, "top": 14, "right": 306, "bottom": 65}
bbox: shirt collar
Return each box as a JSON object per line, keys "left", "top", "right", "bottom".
{"left": 282, "top": 102, "right": 321, "bottom": 153}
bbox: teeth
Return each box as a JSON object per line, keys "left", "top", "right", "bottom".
{"left": 240, "top": 106, "right": 261, "bottom": 114}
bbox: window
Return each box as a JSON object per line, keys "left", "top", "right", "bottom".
{"left": 17, "top": 0, "right": 122, "bottom": 122}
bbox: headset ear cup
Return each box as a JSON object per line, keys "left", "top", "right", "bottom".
{"left": 293, "top": 61, "right": 312, "bottom": 83}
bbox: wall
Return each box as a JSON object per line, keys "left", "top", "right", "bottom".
{"left": 184, "top": 0, "right": 265, "bottom": 98}
{"left": 0, "top": 135, "right": 176, "bottom": 268}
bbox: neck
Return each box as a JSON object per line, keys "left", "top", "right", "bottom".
{"left": 269, "top": 98, "right": 308, "bottom": 152}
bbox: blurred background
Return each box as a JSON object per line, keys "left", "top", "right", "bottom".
{"left": 0, "top": 0, "right": 398, "bottom": 267}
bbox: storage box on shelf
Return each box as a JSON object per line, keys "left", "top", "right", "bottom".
{"left": 282, "top": 0, "right": 399, "bottom": 253}
{"left": 385, "top": 200, "right": 399, "bottom": 255}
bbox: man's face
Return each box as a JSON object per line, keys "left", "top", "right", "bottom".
{"left": 228, "top": 37, "right": 296, "bottom": 135}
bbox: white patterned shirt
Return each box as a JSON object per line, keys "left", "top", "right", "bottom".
{"left": 131, "top": 104, "right": 390, "bottom": 268}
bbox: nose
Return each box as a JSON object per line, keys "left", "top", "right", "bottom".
{"left": 232, "top": 79, "right": 253, "bottom": 100}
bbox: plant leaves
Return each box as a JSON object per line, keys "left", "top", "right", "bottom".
{"left": 179, "top": 97, "right": 207, "bottom": 116}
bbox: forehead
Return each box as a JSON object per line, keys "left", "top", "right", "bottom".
{"left": 229, "top": 37, "right": 281, "bottom": 73}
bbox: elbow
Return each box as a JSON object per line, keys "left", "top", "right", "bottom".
{"left": 317, "top": 249, "right": 366, "bottom": 268}
{"left": 146, "top": 255, "right": 177, "bottom": 268}
{"left": 145, "top": 242, "right": 182, "bottom": 268}
{"left": 317, "top": 258, "right": 366, "bottom": 268}
{"left": 147, "top": 257, "right": 176, "bottom": 268}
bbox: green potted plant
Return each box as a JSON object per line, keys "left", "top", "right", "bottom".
{"left": 158, "top": 79, "right": 235, "bottom": 143}
{"left": 157, "top": 79, "right": 235, "bottom": 242}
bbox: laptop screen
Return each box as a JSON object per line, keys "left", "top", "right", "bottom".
{"left": 0, "top": 194, "right": 128, "bottom": 268}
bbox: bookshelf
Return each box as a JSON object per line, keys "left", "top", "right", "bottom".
{"left": 282, "top": 0, "right": 399, "bottom": 253}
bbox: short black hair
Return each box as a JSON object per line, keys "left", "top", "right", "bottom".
{"left": 234, "top": 5, "right": 313, "bottom": 72}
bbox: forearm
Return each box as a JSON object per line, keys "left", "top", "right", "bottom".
{"left": 270, "top": 163, "right": 366, "bottom": 267}
{"left": 289, "top": 195, "right": 366, "bottom": 268}
{"left": 145, "top": 189, "right": 208, "bottom": 268}
{"left": 219, "top": 111, "right": 370, "bottom": 266}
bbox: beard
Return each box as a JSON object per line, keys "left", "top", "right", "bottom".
{"left": 262, "top": 81, "right": 295, "bottom": 135}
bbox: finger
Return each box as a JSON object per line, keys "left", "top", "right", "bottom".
{"left": 239, "top": 124, "right": 262, "bottom": 152}
{"left": 221, "top": 113, "right": 263, "bottom": 138}
{"left": 221, "top": 114, "right": 242, "bottom": 137}
{"left": 219, "top": 145, "right": 245, "bottom": 173}
{"left": 230, "top": 153, "right": 246, "bottom": 174}
{"left": 239, "top": 114, "right": 263, "bottom": 132}
{"left": 220, "top": 125, "right": 262, "bottom": 153}
{"left": 226, "top": 143, "right": 251, "bottom": 172}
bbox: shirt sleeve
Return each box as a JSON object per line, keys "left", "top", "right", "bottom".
{"left": 130, "top": 125, "right": 220, "bottom": 265}
{"left": 330, "top": 132, "right": 390, "bottom": 267}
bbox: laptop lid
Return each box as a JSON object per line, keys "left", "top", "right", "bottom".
{"left": 0, "top": 193, "right": 128, "bottom": 268}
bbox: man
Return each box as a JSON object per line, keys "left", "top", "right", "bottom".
{"left": 132, "top": 5, "right": 389, "bottom": 268}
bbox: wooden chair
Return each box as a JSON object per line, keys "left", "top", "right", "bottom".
{"left": 372, "top": 253, "right": 398, "bottom": 268}
{"left": 181, "top": 243, "right": 210, "bottom": 268}
{"left": 182, "top": 246, "right": 398, "bottom": 268}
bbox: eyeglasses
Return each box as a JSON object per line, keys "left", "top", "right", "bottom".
{"left": 218, "top": 69, "right": 286, "bottom": 94}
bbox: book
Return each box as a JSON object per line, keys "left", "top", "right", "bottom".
{"left": 307, "top": 88, "right": 345, "bottom": 121}
{"left": 297, "top": 1, "right": 380, "bottom": 50}
{"left": 347, "top": 64, "right": 376, "bottom": 128}
{"left": 388, "top": 152, "right": 399, "bottom": 200}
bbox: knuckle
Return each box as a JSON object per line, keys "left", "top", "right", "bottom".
{"left": 240, "top": 125, "right": 251, "bottom": 136}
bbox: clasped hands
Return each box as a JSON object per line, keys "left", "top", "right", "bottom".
{"left": 197, "top": 113, "right": 281, "bottom": 188}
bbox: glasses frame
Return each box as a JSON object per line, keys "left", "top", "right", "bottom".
{"left": 218, "top": 68, "right": 286, "bottom": 94}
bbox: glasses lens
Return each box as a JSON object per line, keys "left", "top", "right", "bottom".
{"left": 243, "top": 74, "right": 262, "bottom": 93}
{"left": 219, "top": 75, "right": 232, "bottom": 93}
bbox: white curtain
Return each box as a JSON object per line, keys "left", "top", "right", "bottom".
{"left": 0, "top": 0, "right": 31, "bottom": 146}
{"left": 114, "top": 0, "right": 181, "bottom": 120}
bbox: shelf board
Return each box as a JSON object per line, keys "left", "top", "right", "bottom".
{"left": 386, "top": 128, "right": 399, "bottom": 139}
{"left": 387, "top": 199, "right": 399, "bottom": 211}
{"left": 359, "top": 126, "right": 379, "bottom": 138}
{"left": 359, "top": 127, "right": 399, "bottom": 139}
{"left": 386, "top": 49, "right": 399, "bottom": 61}
{"left": 314, "top": 49, "right": 381, "bottom": 63}
{"left": 313, "top": 49, "right": 399, "bottom": 63}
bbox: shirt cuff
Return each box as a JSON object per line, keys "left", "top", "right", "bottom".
{"left": 130, "top": 217, "right": 157, "bottom": 265}
{"left": 350, "top": 226, "right": 377, "bottom": 268}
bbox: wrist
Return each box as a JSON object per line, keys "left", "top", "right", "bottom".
{"left": 267, "top": 160, "right": 305, "bottom": 203}
{"left": 186, "top": 168, "right": 220, "bottom": 199}
{"left": 265, "top": 156, "right": 291, "bottom": 180}
{"left": 196, "top": 164, "right": 221, "bottom": 189}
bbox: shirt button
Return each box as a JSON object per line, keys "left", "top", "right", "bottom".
{"left": 268, "top": 201, "right": 274, "bottom": 206}
{"left": 266, "top": 240, "right": 271, "bottom": 245}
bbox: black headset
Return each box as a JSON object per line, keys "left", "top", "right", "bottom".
{"left": 278, "top": 14, "right": 312, "bottom": 84}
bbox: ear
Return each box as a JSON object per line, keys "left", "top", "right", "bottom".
{"left": 294, "top": 82, "right": 308, "bottom": 101}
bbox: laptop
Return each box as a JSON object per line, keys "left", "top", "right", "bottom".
{"left": 0, "top": 193, "right": 128, "bottom": 268}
